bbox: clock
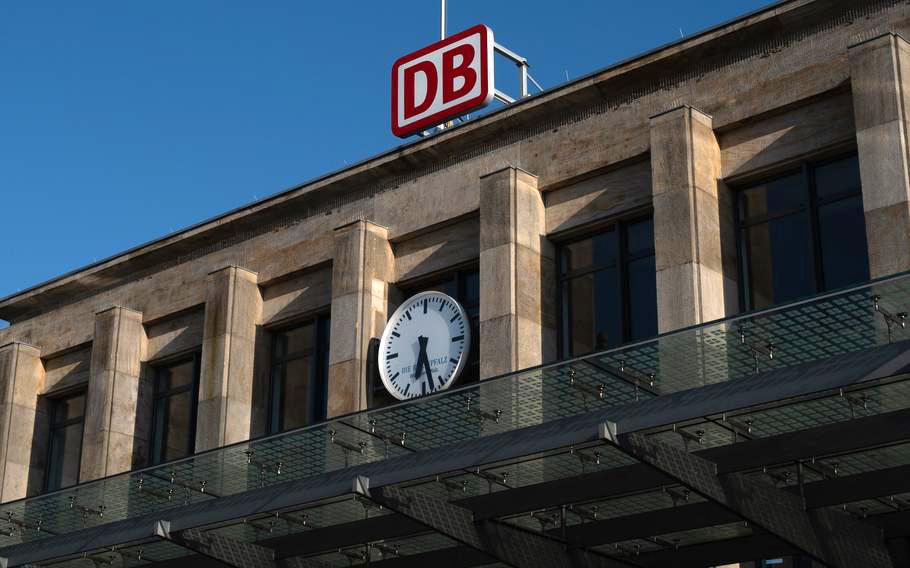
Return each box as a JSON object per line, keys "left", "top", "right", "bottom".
{"left": 378, "top": 291, "right": 471, "bottom": 400}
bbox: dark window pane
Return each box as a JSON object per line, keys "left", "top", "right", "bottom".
{"left": 160, "top": 360, "right": 194, "bottom": 392}
{"left": 151, "top": 356, "right": 199, "bottom": 465}
{"left": 53, "top": 394, "right": 84, "bottom": 425}
{"left": 744, "top": 213, "right": 815, "bottom": 309}
{"left": 462, "top": 271, "right": 480, "bottom": 307}
{"left": 279, "top": 324, "right": 315, "bottom": 358}
{"left": 270, "top": 318, "right": 328, "bottom": 430}
{"left": 626, "top": 218, "right": 654, "bottom": 257}
{"left": 563, "top": 229, "right": 617, "bottom": 273}
{"left": 815, "top": 156, "right": 862, "bottom": 200}
{"left": 567, "top": 268, "right": 621, "bottom": 356}
{"left": 419, "top": 277, "right": 458, "bottom": 298}
{"left": 280, "top": 357, "right": 314, "bottom": 431}
{"left": 628, "top": 256, "right": 658, "bottom": 340}
{"left": 740, "top": 174, "right": 805, "bottom": 222}
{"left": 817, "top": 196, "right": 870, "bottom": 290}
{"left": 48, "top": 422, "right": 82, "bottom": 491}
{"left": 158, "top": 391, "right": 193, "bottom": 462}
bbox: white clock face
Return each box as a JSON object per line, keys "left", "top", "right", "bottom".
{"left": 378, "top": 291, "right": 471, "bottom": 400}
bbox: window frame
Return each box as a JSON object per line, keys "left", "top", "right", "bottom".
{"left": 555, "top": 213, "right": 656, "bottom": 359}
{"left": 148, "top": 351, "right": 201, "bottom": 466}
{"left": 43, "top": 388, "right": 87, "bottom": 493}
{"left": 266, "top": 314, "right": 330, "bottom": 435}
{"left": 733, "top": 152, "right": 865, "bottom": 312}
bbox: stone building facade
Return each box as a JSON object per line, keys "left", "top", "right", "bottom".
{"left": 0, "top": 0, "right": 908, "bottom": 533}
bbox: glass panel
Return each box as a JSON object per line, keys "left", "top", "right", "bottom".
{"left": 817, "top": 195, "right": 870, "bottom": 291}
{"left": 628, "top": 255, "right": 657, "bottom": 341}
{"left": 158, "top": 391, "right": 193, "bottom": 463}
{"left": 281, "top": 357, "right": 315, "bottom": 431}
{"left": 744, "top": 212, "right": 815, "bottom": 309}
{"left": 53, "top": 394, "right": 84, "bottom": 425}
{"left": 567, "top": 268, "right": 620, "bottom": 355}
{"left": 740, "top": 173, "right": 805, "bottom": 222}
{"left": 279, "top": 323, "right": 315, "bottom": 358}
{"left": 814, "top": 155, "right": 861, "bottom": 200}
{"left": 46, "top": 422, "right": 82, "bottom": 491}
{"left": 159, "top": 359, "right": 194, "bottom": 392}
{"left": 626, "top": 218, "right": 654, "bottom": 256}
{"left": 563, "top": 228, "right": 617, "bottom": 273}
{"left": 462, "top": 271, "right": 480, "bottom": 309}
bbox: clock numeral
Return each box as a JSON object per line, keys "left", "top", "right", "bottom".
{"left": 449, "top": 357, "right": 458, "bottom": 364}
{"left": 387, "top": 353, "right": 398, "bottom": 359}
{"left": 423, "top": 299, "right": 428, "bottom": 314}
{"left": 391, "top": 331, "right": 400, "bottom": 338}
{"left": 450, "top": 313, "right": 460, "bottom": 322}
{"left": 390, "top": 372, "right": 399, "bottom": 382}
{"left": 405, "top": 311, "right": 412, "bottom": 321}
{"left": 452, "top": 335, "right": 464, "bottom": 343}
{"left": 404, "top": 384, "right": 410, "bottom": 396}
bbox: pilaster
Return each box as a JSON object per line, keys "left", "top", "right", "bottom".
{"left": 328, "top": 220, "right": 394, "bottom": 417}
{"left": 849, "top": 33, "right": 910, "bottom": 278}
{"left": 0, "top": 342, "right": 43, "bottom": 501}
{"left": 80, "top": 307, "right": 145, "bottom": 481}
{"left": 478, "top": 167, "right": 556, "bottom": 378}
{"left": 650, "top": 106, "right": 735, "bottom": 332}
{"left": 196, "top": 266, "right": 261, "bottom": 452}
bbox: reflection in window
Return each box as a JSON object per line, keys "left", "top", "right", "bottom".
{"left": 45, "top": 392, "right": 85, "bottom": 492}
{"left": 268, "top": 316, "right": 330, "bottom": 433}
{"left": 559, "top": 218, "right": 657, "bottom": 357}
{"left": 372, "top": 268, "right": 479, "bottom": 408}
{"left": 738, "top": 155, "right": 869, "bottom": 310}
{"left": 150, "top": 354, "right": 200, "bottom": 465}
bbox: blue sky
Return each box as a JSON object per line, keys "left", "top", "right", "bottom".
{"left": 0, "top": 0, "right": 770, "bottom": 319}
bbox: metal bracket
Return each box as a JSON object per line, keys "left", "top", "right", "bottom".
{"left": 365, "top": 483, "right": 633, "bottom": 568}
{"left": 873, "top": 295, "right": 907, "bottom": 343}
{"left": 464, "top": 393, "right": 503, "bottom": 424}
{"left": 603, "top": 427, "right": 894, "bottom": 568}
{"left": 737, "top": 327, "right": 775, "bottom": 374}
{"left": 166, "top": 526, "right": 276, "bottom": 568}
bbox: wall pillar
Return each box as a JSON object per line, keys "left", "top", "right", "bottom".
{"left": 478, "top": 167, "right": 556, "bottom": 379}
{"left": 196, "top": 266, "right": 261, "bottom": 452}
{"left": 849, "top": 33, "right": 910, "bottom": 278}
{"left": 0, "top": 342, "right": 43, "bottom": 501}
{"left": 650, "top": 106, "right": 734, "bottom": 333}
{"left": 80, "top": 307, "right": 145, "bottom": 481}
{"left": 328, "top": 220, "right": 394, "bottom": 417}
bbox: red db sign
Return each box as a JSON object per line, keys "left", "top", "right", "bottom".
{"left": 392, "top": 25, "right": 494, "bottom": 138}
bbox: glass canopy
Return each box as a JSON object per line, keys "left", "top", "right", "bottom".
{"left": 2, "top": 272, "right": 910, "bottom": 567}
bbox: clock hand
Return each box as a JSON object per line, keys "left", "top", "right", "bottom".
{"left": 416, "top": 336, "right": 433, "bottom": 384}
{"left": 415, "top": 336, "right": 429, "bottom": 380}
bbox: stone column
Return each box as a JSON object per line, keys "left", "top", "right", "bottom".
{"left": 478, "top": 167, "right": 556, "bottom": 379}
{"left": 849, "top": 33, "right": 910, "bottom": 278}
{"left": 80, "top": 307, "right": 145, "bottom": 481}
{"left": 328, "top": 220, "right": 394, "bottom": 417}
{"left": 196, "top": 266, "right": 261, "bottom": 452}
{"left": 650, "top": 105, "right": 734, "bottom": 333}
{"left": 0, "top": 342, "right": 43, "bottom": 501}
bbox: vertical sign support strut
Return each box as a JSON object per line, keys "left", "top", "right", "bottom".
{"left": 441, "top": 0, "right": 446, "bottom": 40}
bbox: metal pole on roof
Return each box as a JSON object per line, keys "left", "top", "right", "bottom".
{"left": 441, "top": 0, "right": 446, "bottom": 39}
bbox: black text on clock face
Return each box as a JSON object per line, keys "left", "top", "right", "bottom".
{"left": 383, "top": 295, "right": 467, "bottom": 399}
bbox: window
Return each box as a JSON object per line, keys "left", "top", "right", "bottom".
{"left": 371, "top": 268, "right": 479, "bottom": 407}
{"left": 737, "top": 154, "right": 869, "bottom": 310}
{"left": 268, "top": 316, "right": 330, "bottom": 434}
{"left": 150, "top": 354, "right": 200, "bottom": 465}
{"left": 559, "top": 217, "right": 657, "bottom": 357}
{"left": 45, "top": 391, "right": 85, "bottom": 492}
